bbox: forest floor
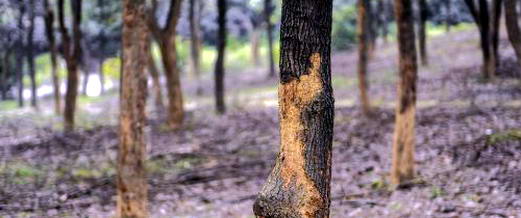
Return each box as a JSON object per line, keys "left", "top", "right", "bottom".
{"left": 1, "top": 28, "right": 521, "bottom": 218}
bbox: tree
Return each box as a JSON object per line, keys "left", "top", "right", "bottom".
{"left": 26, "top": 0, "right": 37, "bottom": 108}
{"left": 253, "top": 0, "right": 334, "bottom": 216}
{"left": 357, "top": 0, "right": 372, "bottom": 116}
{"left": 264, "top": 0, "right": 275, "bottom": 78}
{"left": 445, "top": 0, "right": 451, "bottom": 32}
{"left": 147, "top": 42, "right": 164, "bottom": 111}
{"left": 189, "top": 0, "right": 203, "bottom": 95}
{"left": 117, "top": 0, "right": 149, "bottom": 217}
{"left": 491, "top": 0, "right": 503, "bottom": 65}
{"left": 505, "top": 0, "right": 521, "bottom": 67}
{"left": 390, "top": 0, "right": 418, "bottom": 186}
{"left": 16, "top": 3, "right": 25, "bottom": 107}
{"left": 147, "top": 0, "right": 184, "bottom": 128}
{"left": 59, "top": 0, "right": 83, "bottom": 131}
{"left": 44, "top": 0, "right": 62, "bottom": 115}
{"left": 214, "top": 0, "right": 227, "bottom": 114}
{"left": 418, "top": 0, "right": 429, "bottom": 66}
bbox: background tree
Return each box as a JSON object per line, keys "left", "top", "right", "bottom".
{"left": 505, "top": 0, "right": 521, "bottom": 67}
{"left": 214, "top": 0, "right": 227, "bottom": 114}
{"left": 25, "top": 0, "right": 37, "bottom": 108}
{"left": 253, "top": 0, "right": 334, "bottom": 216}
{"left": 357, "top": 0, "right": 371, "bottom": 116}
{"left": 390, "top": 0, "right": 418, "bottom": 186}
{"left": 147, "top": 42, "right": 165, "bottom": 111}
{"left": 44, "top": 0, "right": 61, "bottom": 115}
{"left": 418, "top": 0, "right": 429, "bottom": 66}
{"left": 189, "top": 0, "right": 203, "bottom": 94}
{"left": 264, "top": 0, "right": 275, "bottom": 78}
{"left": 15, "top": 3, "right": 25, "bottom": 107}
{"left": 117, "top": 0, "right": 149, "bottom": 216}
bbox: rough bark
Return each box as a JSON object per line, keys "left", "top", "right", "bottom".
{"left": 418, "top": 0, "right": 429, "bottom": 66}
{"left": 357, "top": 0, "right": 372, "bottom": 116}
{"left": 148, "top": 0, "right": 184, "bottom": 128}
{"left": 214, "top": 0, "right": 227, "bottom": 114}
{"left": 189, "top": 0, "right": 202, "bottom": 94}
{"left": 391, "top": 0, "right": 418, "bottom": 186}
{"left": 44, "top": 0, "right": 62, "bottom": 114}
{"left": 147, "top": 45, "right": 164, "bottom": 110}
{"left": 27, "top": 0, "right": 37, "bottom": 108}
{"left": 118, "top": 0, "right": 149, "bottom": 217}
{"left": 505, "top": 0, "right": 521, "bottom": 66}
{"left": 252, "top": 0, "right": 334, "bottom": 217}
{"left": 265, "top": 0, "right": 276, "bottom": 78}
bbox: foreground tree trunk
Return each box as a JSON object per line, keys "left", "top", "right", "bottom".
{"left": 44, "top": 0, "right": 62, "bottom": 114}
{"left": 390, "top": 0, "right": 418, "bottom": 186}
{"left": 418, "top": 0, "right": 429, "bottom": 66}
{"left": 59, "top": 0, "right": 82, "bottom": 131}
{"left": 189, "top": 0, "right": 203, "bottom": 94}
{"left": 505, "top": 0, "right": 521, "bottom": 66}
{"left": 265, "top": 0, "right": 276, "bottom": 78}
{"left": 357, "top": 0, "right": 371, "bottom": 116}
{"left": 253, "top": 0, "right": 334, "bottom": 216}
{"left": 117, "top": 0, "right": 149, "bottom": 217}
{"left": 214, "top": 0, "right": 227, "bottom": 114}
{"left": 27, "top": 0, "right": 37, "bottom": 108}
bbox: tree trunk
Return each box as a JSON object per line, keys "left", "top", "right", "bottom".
{"left": 214, "top": 0, "right": 227, "bottom": 114}
{"left": 265, "top": 0, "right": 276, "bottom": 78}
{"left": 251, "top": 28, "right": 261, "bottom": 66}
{"left": 505, "top": 0, "right": 521, "bottom": 67}
{"left": 99, "top": 59, "right": 105, "bottom": 94}
{"left": 82, "top": 69, "right": 90, "bottom": 96}
{"left": 44, "top": 0, "right": 62, "bottom": 114}
{"left": 1, "top": 51, "right": 11, "bottom": 100}
{"left": 446, "top": 0, "right": 451, "bottom": 32}
{"left": 252, "top": 0, "right": 334, "bottom": 217}
{"left": 491, "top": 0, "right": 503, "bottom": 67}
{"left": 189, "top": 0, "right": 203, "bottom": 95}
{"left": 479, "top": 0, "right": 495, "bottom": 79}
{"left": 418, "top": 0, "right": 428, "bottom": 66}
{"left": 118, "top": 0, "right": 149, "bottom": 217}
{"left": 147, "top": 45, "right": 164, "bottom": 110}
{"left": 27, "top": 0, "right": 37, "bottom": 108}
{"left": 390, "top": 0, "right": 418, "bottom": 186}
{"left": 357, "top": 0, "right": 372, "bottom": 116}
{"left": 16, "top": 3, "right": 25, "bottom": 108}
{"left": 367, "top": 0, "right": 376, "bottom": 55}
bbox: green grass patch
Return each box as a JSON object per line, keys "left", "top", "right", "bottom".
{"left": 486, "top": 129, "right": 521, "bottom": 145}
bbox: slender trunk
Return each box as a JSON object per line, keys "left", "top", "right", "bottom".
{"left": 159, "top": 36, "right": 184, "bottom": 128}
{"left": 27, "top": 0, "right": 37, "bottom": 108}
{"left": 99, "top": 59, "right": 105, "bottom": 94}
{"left": 505, "top": 0, "right": 521, "bottom": 67}
{"left": 251, "top": 28, "right": 261, "bottom": 66}
{"left": 491, "top": 0, "right": 503, "bottom": 67}
{"left": 446, "top": 0, "right": 451, "bottom": 32}
{"left": 253, "top": 0, "right": 334, "bottom": 216}
{"left": 418, "top": 0, "right": 428, "bottom": 66}
{"left": 189, "top": 0, "right": 203, "bottom": 95}
{"left": 16, "top": 53, "right": 24, "bottom": 107}
{"left": 45, "top": 0, "right": 62, "bottom": 114}
{"left": 147, "top": 45, "right": 164, "bottom": 110}
{"left": 1, "top": 51, "right": 11, "bottom": 100}
{"left": 391, "top": 0, "right": 418, "bottom": 186}
{"left": 214, "top": 0, "right": 227, "bottom": 114}
{"left": 265, "top": 0, "right": 276, "bottom": 78}
{"left": 118, "top": 0, "right": 149, "bottom": 217}
{"left": 367, "top": 0, "right": 376, "bottom": 55}
{"left": 82, "top": 69, "right": 90, "bottom": 96}
{"left": 357, "top": 0, "right": 371, "bottom": 116}
{"left": 479, "top": 0, "right": 494, "bottom": 79}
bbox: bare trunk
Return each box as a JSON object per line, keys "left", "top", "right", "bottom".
{"left": 118, "top": 0, "right": 149, "bottom": 217}
{"left": 27, "top": 0, "right": 37, "bottom": 108}
{"left": 253, "top": 0, "right": 334, "bottom": 216}
{"left": 357, "top": 0, "right": 372, "bottom": 116}
{"left": 189, "top": 0, "right": 202, "bottom": 95}
{"left": 16, "top": 53, "right": 24, "bottom": 107}
{"left": 265, "top": 0, "right": 276, "bottom": 78}
{"left": 391, "top": 0, "right": 418, "bottom": 186}
{"left": 491, "top": 0, "right": 503, "bottom": 67}
{"left": 214, "top": 0, "right": 227, "bottom": 114}
{"left": 159, "top": 36, "right": 184, "bottom": 128}
{"left": 479, "top": 0, "right": 495, "bottom": 79}
{"left": 418, "top": 0, "right": 428, "bottom": 66}
{"left": 45, "top": 0, "right": 62, "bottom": 114}
{"left": 99, "top": 59, "right": 105, "bottom": 94}
{"left": 251, "top": 28, "right": 261, "bottom": 66}
{"left": 505, "top": 0, "right": 521, "bottom": 67}
{"left": 147, "top": 45, "right": 164, "bottom": 110}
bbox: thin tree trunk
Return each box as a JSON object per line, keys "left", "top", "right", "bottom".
{"left": 16, "top": 3, "right": 25, "bottom": 107}
{"left": 189, "top": 0, "right": 202, "bottom": 95}
{"left": 27, "top": 0, "right": 37, "bottom": 108}
{"left": 367, "top": 0, "right": 376, "bottom": 54}
{"left": 446, "top": 0, "right": 451, "bottom": 32}
{"left": 491, "top": 0, "right": 503, "bottom": 67}
{"left": 82, "top": 69, "right": 90, "bottom": 96}
{"left": 214, "top": 0, "right": 227, "bottom": 114}
{"left": 1, "top": 51, "right": 11, "bottom": 100}
{"left": 99, "top": 59, "right": 105, "bottom": 94}
{"left": 418, "top": 0, "right": 428, "bottom": 66}
{"left": 357, "top": 0, "right": 372, "bottom": 116}
{"left": 45, "top": 0, "right": 62, "bottom": 114}
{"left": 505, "top": 0, "right": 521, "bottom": 67}
{"left": 253, "top": 0, "right": 334, "bottom": 216}
{"left": 479, "top": 0, "right": 495, "bottom": 79}
{"left": 265, "top": 0, "right": 276, "bottom": 78}
{"left": 147, "top": 45, "right": 164, "bottom": 110}
{"left": 251, "top": 27, "right": 261, "bottom": 66}
{"left": 117, "top": 0, "right": 149, "bottom": 217}
{"left": 391, "top": 0, "right": 418, "bottom": 186}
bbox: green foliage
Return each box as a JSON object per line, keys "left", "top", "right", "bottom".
{"left": 486, "top": 129, "right": 521, "bottom": 145}
{"left": 102, "top": 57, "right": 121, "bottom": 80}
{"left": 332, "top": 5, "right": 357, "bottom": 50}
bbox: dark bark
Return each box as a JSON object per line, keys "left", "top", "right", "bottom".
{"left": 367, "top": 0, "right": 376, "bottom": 54}
{"left": 118, "top": 0, "right": 149, "bottom": 217}
{"left": 265, "top": 0, "right": 276, "bottom": 78}
{"left": 1, "top": 50, "right": 12, "bottom": 100}
{"left": 189, "top": 0, "right": 203, "bottom": 94}
{"left": 357, "top": 0, "right": 372, "bottom": 116}
{"left": 491, "top": 0, "right": 503, "bottom": 65}
{"left": 391, "top": 0, "right": 418, "bottom": 186}
{"left": 505, "top": 0, "right": 521, "bottom": 67}
{"left": 44, "top": 0, "right": 62, "bottom": 114}
{"left": 418, "top": 0, "right": 429, "bottom": 66}
{"left": 464, "top": 0, "right": 495, "bottom": 79}
{"left": 214, "top": 0, "right": 227, "bottom": 114}
{"left": 253, "top": 0, "right": 334, "bottom": 217}
{"left": 16, "top": 3, "right": 25, "bottom": 107}
{"left": 27, "top": 0, "right": 37, "bottom": 108}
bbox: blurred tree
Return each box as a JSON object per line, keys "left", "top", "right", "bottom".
{"left": 214, "top": 0, "right": 227, "bottom": 114}
{"left": 391, "top": 0, "right": 418, "bottom": 186}
{"left": 357, "top": 0, "right": 371, "bottom": 116}
{"left": 253, "top": 0, "right": 334, "bottom": 216}
{"left": 147, "top": 41, "right": 165, "bottom": 111}
{"left": 59, "top": 0, "right": 83, "bottom": 131}
{"left": 44, "top": 0, "right": 61, "bottom": 114}
{"left": 505, "top": 0, "right": 521, "bottom": 67}
{"left": 189, "top": 0, "right": 203, "bottom": 94}
{"left": 264, "top": 0, "right": 275, "bottom": 78}
{"left": 418, "top": 0, "right": 429, "bottom": 66}
{"left": 26, "top": 0, "right": 37, "bottom": 108}
{"left": 16, "top": 2, "right": 25, "bottom": 107}
{"left": 147, "top": 0, "right": 184, "bottom": 128}
{"left": 117, "top": 0, "right": 149, "bottom": 216}
{"left": 445, "top": 0, "right": 452, "bottom": 32}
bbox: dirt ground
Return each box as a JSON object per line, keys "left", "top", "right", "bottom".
{"left": 1, "top": 28, "right": 521, "bottom": 218}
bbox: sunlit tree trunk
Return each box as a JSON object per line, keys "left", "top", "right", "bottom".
{"left": 418, "top": 0, "right": 429, "bottom": 66}
{"left": 27, "top": 0, "right": 37, "bottom": 108}
{"left": 253, "top": 0, "right": 334, "bottom": 216}
{"left": 214, "top": 0, "right": 227, "bottom": 114}
{"left": 505, "top": 0, "right": 521, "bottom": 67}
{"left": 44, "top": 0, "right": 62, "bottom": 114}
{"left": 357, "top": 0, "right": 372, "bottom": 116}
{"left": 189, "top": 0, "right": 203, "bottom": 94}
{"left": 391, "top": 0, "right": 418, "bottom": 186}
{"left": 117, "top": 0, "right": 149, "bottom": 217}
{"left": 265, "top": 0, "right": 276, "bottom": 78}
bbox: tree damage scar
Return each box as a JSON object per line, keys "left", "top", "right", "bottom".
{"left": 278, "top": 53, "right": 324, "bottom": 217}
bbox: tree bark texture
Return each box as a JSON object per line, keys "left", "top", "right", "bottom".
{"left": 505, "top": 0, "right": 521, "bottom": 67}
{"left": 44, "top": 0, "right": 62, "bottom": 114}
{"left": 391, "top": 0, "right": 418, "bottom": 186}
{"left": 357, "top": 0, "right": 371, "bottom": 116}
{"left": 214, "top": 0, "right": 227, "bottom": 114}
{"left": 252, "top": 0, "right": 334, "bottom": 217}
{"left": 117, "top": 0, "right": 150, "bottom": 217}
{"left": 265, "top": 0, "right": 276, "bottom": 78}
